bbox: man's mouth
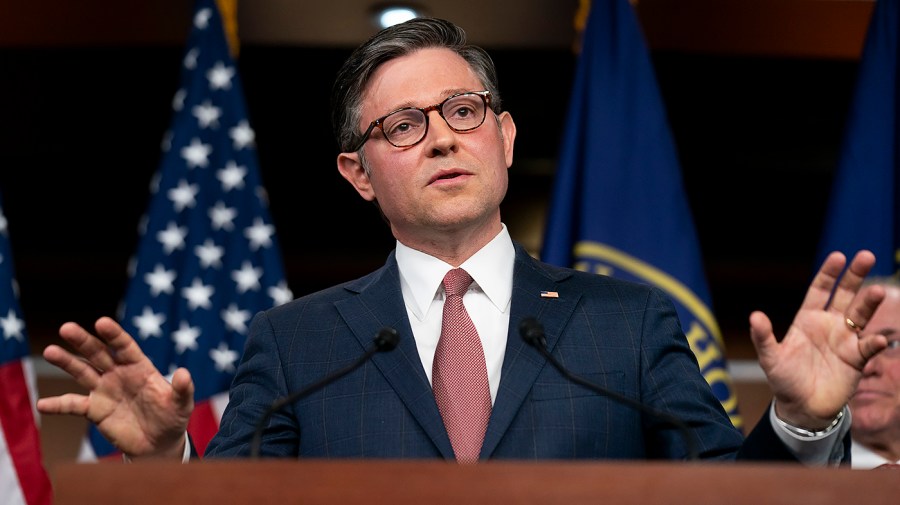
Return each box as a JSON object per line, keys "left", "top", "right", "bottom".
{"left": 430, "top": 169, "right": 469, "bottom": 184}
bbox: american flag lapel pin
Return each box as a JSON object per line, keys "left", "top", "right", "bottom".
{"left": 540, "top": 291, "right": 559, "bottom": 298}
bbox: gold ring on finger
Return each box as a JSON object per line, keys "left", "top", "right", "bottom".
{"left": 845, "top": 317, "right": 864, "bottom": 332}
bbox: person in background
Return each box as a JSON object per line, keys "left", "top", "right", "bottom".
{"left": 850, "top": 276, "right": 900, "bottom": 469}
{"left": 35, "top": 17, "right": 888, "bottom": 465}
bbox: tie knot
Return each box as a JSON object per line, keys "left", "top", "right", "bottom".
{"left": 443, "top": 268, "right": 473, "bottom": 297}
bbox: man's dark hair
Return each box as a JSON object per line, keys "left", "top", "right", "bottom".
{"left": 331, "top": 17, "right": 503, "bottom": 153}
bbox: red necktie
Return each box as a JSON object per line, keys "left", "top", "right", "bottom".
{"left": 432, "top": 268, "right": 491, "bottom": 464}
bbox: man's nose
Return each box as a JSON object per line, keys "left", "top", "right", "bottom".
{"left": 423, "top": 111, "right": 458, "bottom": 153}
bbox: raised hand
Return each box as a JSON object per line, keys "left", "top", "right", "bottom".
{"left": 750, "top": 250, "right": 888, "bottom": 429}
{"left": 37, "top": 316, "right": 194, "bottom": 458}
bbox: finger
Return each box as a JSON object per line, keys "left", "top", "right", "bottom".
{"left": 858, "top": 333, "right": 889, "bottom": 364}
{"left": 828, "top": 250, "right": 876, "bottom": 313}
{"left": 58, "top": 321, "right": 117, "bottom": 372}
{"left": 42, "top": 344, "right": 102, "bottom": 390}
{"left": 36, "top": 393, "right": 90, "bottom": 416}
{"left": 844, "top": 284, "right": 886, "bottom": 335}
{"left": 748, "top": 310, "right": 777, "bottom": 365}
{"left": 171, "top": 368, "right": 196, "bottom": 416}
{"left": 798, "top": 251, "right": 847, "bottom": 312}
{"left": 92, "top": 316, "right": 150, "bottom": 366}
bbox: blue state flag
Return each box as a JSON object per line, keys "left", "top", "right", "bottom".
{"left": 541, "top": 0, "right": 741, "bottom": 428}
{"left": 80, "top": 0, "right": 292, "bottom": 460}
{"left": 816, "top": 0, "right": 900, "bottom": 276}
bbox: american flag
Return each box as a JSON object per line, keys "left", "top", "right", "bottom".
{"left": 80, "top": 0, "right": 292, "bottom": 460}
{"left": 0, "top": 196, "right": 52, "bottom": 504}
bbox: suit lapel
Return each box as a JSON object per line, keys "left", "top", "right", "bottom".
{"left": 331, "top": 245, "right": 582, "bottom": 460}
{"left": 480, "top": 246, "right": 581, "bottom": 457}
{"left": 334, "top": 253, "right": 454, "bottom": 458}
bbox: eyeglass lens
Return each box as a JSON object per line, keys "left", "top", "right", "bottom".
{"left": 382, "top": 93, "right": 486, "bottom": 147}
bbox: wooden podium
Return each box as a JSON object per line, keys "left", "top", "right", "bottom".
{"left": 52, "top": 459, "right": 899, "bottom": 504}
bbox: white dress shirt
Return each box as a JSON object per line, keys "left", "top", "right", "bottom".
{"left": 851, "top": 438, "right": 899, "bottom": 469}
{"left": 395, "top": 224, "right": 515, "bottom": 405}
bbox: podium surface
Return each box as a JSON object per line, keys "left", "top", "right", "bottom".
{"left": 53, "top": 459, "right": 900, "bottom": 505}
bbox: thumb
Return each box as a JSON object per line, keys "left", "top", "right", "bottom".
{"left": 171, "top": 367, "right": 195, "bottom": 416}
{"left": 749, "top": 310, "right": 777, "bottom": 363}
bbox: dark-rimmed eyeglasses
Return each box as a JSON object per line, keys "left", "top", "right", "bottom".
{"left": 350, "top": 90, "right": 492, "bottom": 152}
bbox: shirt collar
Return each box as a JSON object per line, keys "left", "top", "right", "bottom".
{"left": 851, "top": 438, "right": 897, "bottom": 468}
{"left": 396, "top": 224, "right": 515, "bottom": 320}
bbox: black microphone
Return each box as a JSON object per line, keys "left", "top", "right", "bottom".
{"left": 249, "top": 327, "right": 400, "bottom": 458}
{"left": 519, "top": 317, "right": 700, "bottom": 461}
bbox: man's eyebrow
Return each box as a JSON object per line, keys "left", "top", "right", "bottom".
{"left": 380, "top": 89, "right": 472, "bottom": 115}
{"left": 441, "top": 87, "right": 470, "bottom": 96}
{"left": 875, "top": 328, "right": 898, "bottom": 338}
{"left": 862, "top": 326, "right": 897, "bottom": 340}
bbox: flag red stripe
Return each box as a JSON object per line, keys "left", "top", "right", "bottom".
{"left": 0, "top": 360, "right": 52, "bottom": 505}
{"left": 187, "top": 399, "right": 219, "bottom": 458}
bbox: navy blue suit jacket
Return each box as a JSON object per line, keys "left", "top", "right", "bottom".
{"left": 205, "top": 243, "right": 803, "bottom": 461}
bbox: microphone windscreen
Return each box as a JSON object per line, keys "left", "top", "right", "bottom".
{"left": 518, "top": 317, "right": 544, "bottom": 347}
{"left": 375, "top": 327, "right": 400, "bottom": 351}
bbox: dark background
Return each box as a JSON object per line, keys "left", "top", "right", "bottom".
{"left": 1, "top": 0, "right": 876, "bottom": 471}
{"left": 0, "top": 42, "right": 857, "bottom": 358}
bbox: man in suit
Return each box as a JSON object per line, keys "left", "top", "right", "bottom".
{"left": 850, "top": 277, "right": 900, "bottom": 468}
{"left": 37, "top": 17, "right": 888, "bottom": 464}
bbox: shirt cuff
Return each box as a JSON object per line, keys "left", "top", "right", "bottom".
{"left": 181, "top": 431, "right": 191, "bottom": 463}
{"left": 769, "top": 402, "right": 851, "bottom": 466}
{"left": 121, "top": 432, "right": 191, "bottom": 463}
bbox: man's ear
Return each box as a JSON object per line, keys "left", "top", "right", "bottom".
{"left": 337, "top": 151, "right": 376, "bottom": 201}
{"left": 498, "top": 111, "right": 516, "bottom": 168}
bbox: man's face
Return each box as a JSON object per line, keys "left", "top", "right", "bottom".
{"left": 337, "top": 47, "right": 516, "bottom": 246}
{"left": 850, "top": 284, "right": 900, "bottom": 440}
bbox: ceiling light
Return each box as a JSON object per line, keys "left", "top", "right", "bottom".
{"left": 372, "top": 4, "right": 426, "bottom": 29}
